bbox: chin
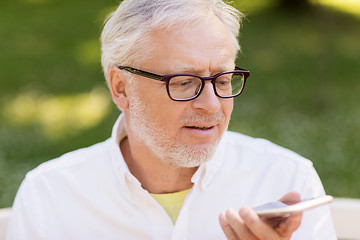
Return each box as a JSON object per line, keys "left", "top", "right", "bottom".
{"left": 163, "top": 142, "right": 217, "bottom": 168}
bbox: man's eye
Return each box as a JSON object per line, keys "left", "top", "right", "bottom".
{"left": 179, "top": 80, "right": 193, "bottom": 86}
{"left": 216, "top": 79, "right": 230, "bottom": 85}
{"left": 170, "top": 77, "right": 197, "bottom": 87}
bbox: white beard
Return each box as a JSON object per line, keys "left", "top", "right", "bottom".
{"left": 127, "top": 83, "right": 226, "bottom": 168}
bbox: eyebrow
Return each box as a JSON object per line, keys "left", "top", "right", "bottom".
{"left": 173, "top": 63, "right": 235, "bottom": 75}
{"left": 172, "top": 65, "right": 201, "bottom": 74}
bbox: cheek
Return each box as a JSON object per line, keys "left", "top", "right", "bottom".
{"left": 139, "top": 89, "right": 187, "bottom": 127}
{"left": 156, "top": 103, "right": 187, "bottom": 126}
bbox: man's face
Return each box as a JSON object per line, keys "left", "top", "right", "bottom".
{"left": 126, "top": 16, "right": 235, "bottom": 168}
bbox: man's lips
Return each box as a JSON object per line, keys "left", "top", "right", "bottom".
{"left": 183, "top": 120, "right": 220, "bottom": 130}
{"left": 184, "top": 125, "right": 215, "bottom": 130}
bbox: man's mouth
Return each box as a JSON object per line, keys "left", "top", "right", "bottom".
{"left": 186, "top": 126, "right": 214, "bottom": 130}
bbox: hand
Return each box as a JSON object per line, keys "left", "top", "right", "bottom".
{"left": 219, "top": 192, "right": 302, "bottom": 240}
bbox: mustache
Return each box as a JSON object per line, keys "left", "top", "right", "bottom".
{"left": 180, "top": 111, "right": 226, "bottom": 125}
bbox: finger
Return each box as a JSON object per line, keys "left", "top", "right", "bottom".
{"left": 279, "top": 192, "right": 301, "bottom": 205}
{"left": 219, "top": 211, "right": 240, "bottom": 240}
{"left": 239, "top": 206, "right": 279, "bottom": 240}
{"left": 262, "top": 216, "right": 288, "bottom": 229}
{"left": 276, "top": 212, "right": 302, "bottom": 237}
{"left": 225, "top": 209, "right": 257, "bottom": 240}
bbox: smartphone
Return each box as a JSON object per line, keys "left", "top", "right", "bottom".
{"left": 254, "top": 195, "right": 333, "bottom": 218}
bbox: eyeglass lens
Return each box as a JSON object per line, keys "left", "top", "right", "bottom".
{"left": 168, "top": 72, "right": 245, "bottom": 100}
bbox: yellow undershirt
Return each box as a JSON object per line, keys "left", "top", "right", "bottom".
{"left": 151, "top": 189, "right": 190, "bottom": 225}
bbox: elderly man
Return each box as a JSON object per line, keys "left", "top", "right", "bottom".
{"left": 7, "top": 0, "right": 336, "bottom": 239}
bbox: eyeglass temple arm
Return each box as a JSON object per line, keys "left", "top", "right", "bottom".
{"left": 117, "top": 66, "right": 163, "bottom": 81}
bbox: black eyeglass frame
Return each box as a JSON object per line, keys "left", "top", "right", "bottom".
{"left": 117, "top": 65, "right": 250, "bottom": 101}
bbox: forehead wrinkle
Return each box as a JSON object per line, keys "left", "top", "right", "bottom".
{"left": 164, "top": 62, "right": 235, "bottom": 76}
{"left": 169, "top": 49, "right": 235, "bottom": 73}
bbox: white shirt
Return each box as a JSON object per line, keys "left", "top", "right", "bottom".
{"left": 7, "top": 114, "right": 336, "bottom": 240}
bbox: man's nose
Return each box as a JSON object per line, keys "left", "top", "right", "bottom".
{"left": 191, "top": 82, "right": 221, "bottom": 113}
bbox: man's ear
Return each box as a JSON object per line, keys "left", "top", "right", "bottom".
{"left": 109, "top": 67, "right": 129, "bottom": 109}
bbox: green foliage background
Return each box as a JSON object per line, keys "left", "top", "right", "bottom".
{"left": 0, "top": 0, "right": 359, "bottom": 207}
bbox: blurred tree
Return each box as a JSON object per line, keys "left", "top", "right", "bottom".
{"left": 278, "top": 0, "right": 310, "bottom": 9}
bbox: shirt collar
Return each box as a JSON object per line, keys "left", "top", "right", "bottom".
{"left": 191, "top": 135, "right": 226, "bottom": 190}
{"left": 110, "top": 113, "right": 142, "bottom": 193}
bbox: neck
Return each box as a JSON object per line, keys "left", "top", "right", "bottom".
{"left": 120, "top": 137, "right": 197, "bottom": 194}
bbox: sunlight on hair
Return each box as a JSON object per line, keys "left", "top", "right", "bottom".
{"left": 3, "top": 87, "right": 111, "bottom": 139}
{"left": 97, "top": 6, "right": 119, "bottom": 21}
{"left": 314, "top": 0, "right": 360, "bottom": 18}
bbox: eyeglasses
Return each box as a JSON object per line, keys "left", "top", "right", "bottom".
{"left": 117, "top": 66, "right": 250, "bottom": 101}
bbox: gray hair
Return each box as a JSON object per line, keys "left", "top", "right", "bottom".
{"left": 100, "top": 0, "right": 243, "bottom": 84}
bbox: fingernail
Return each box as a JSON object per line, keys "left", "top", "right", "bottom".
{"left": 219, "top": 211, "right": 228, "bottom": 224}
{"left": 225, "top": 208, "right": 236, "bottom": 218}
{"left": 226, "top": 208, "right": 233, "bottom": 215}
{"left": 239, "top": 207, "right": 249, "bottom": 217}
